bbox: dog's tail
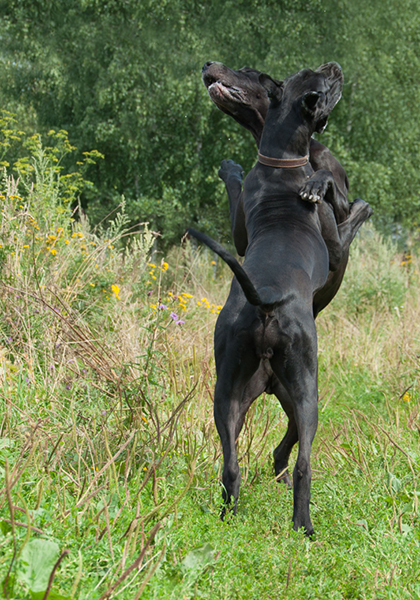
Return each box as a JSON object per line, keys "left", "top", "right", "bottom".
{"left": 188, "top": 228, "right": 263, "bottom": 307}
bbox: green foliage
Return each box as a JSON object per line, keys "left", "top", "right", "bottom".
{"left": 0, "top": 128, "right": 229, "bottom": 598}
{"left": 1, "top": 0, "right": 420, "bottom": 246}
{"left": 332, "top": 225, "right": 411, "bottom": 315}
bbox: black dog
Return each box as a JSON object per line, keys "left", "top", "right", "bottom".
{"left": 189, "top": 63, "right": 370, "bottom": 535}
{"left": 202, "top": 60, "right": 372, "bottom": 316}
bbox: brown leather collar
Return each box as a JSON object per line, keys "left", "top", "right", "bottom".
{"left": 258, "top": 152, "right": 309, "bottom": 168}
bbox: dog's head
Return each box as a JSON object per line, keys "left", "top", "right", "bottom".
{"left": 202, "top": 61, "right": 343, "bottom": 143}
{"left": 259, "top": 62, "right": 343, "bottom": 134}
{"left": 202, "top": 61, "right": 269, "bottom": 144}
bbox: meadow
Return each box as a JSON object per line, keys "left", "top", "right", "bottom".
{"left": 1, "top": 132, "right": 420, "bottom": 599}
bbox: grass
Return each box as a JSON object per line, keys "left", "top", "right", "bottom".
{"left": 0, "top": 130, "right": 420, "bottom": 598}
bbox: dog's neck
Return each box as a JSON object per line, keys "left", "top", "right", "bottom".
{"left": 258, "top": 107, "right": 312, "bottom": 162}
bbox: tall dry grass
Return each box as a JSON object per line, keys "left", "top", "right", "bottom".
{"left": 0, "top": 126, "right": 419, "bottom": 596}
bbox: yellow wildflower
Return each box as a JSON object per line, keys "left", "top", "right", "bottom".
{"left": 111, "top": 284, "right": 121, "bottom": 300}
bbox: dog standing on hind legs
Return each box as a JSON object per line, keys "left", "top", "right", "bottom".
{"left": 189, "top": 63, "right": 371, "bottom": 536}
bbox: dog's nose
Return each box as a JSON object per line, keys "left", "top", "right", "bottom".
{"left": 202, "top": 61, "right": 214, "bottom": 73}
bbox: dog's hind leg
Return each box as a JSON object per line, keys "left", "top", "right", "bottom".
{"left": 337, "top": 198, "right": 373, "bottom": 248}
{"left": 291, "top": 392, "right": 318, "bottom": 536}
{"left": 270, "top": 314, "right": 319, "bottom": 536}
{"left": 270, "top": 377, "right": 298, "bottom": 488}
{"left": 214, "top": 362, "right": 267, "bottom": 518}
{"left": 300, "top": 169, "right": 372, "bottom": 271}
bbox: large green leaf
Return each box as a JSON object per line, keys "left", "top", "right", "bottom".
{"left": 18, "top": 539, "right": 60, "bottom": 593}
{"left": 180, "top": 543, "right": 216, "bottom": 575}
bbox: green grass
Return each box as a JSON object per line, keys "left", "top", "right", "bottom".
{"left": 1, "top": 132, "right": 420, "bottom": 598}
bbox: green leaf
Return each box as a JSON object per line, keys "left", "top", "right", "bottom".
{"left": 0, "top": 520, "right": 12, "bottom": 535}
{"left": 387, "top": 472, "right": 402, "bottom": 493}
{"left": 17, "top": 539, "right": 60, "bottom": 593}
{"left": 180, "top": 543, "right": 216, "bottom": 575}
{"left": 355, "top": 519, "right": 369, "bottom": 531}
{"left": 31, "top": 592, "right": 71, "bottom": 600}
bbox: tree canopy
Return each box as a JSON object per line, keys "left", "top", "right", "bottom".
{"left": 1, "top": 0, "right": 419, "bottom": 247}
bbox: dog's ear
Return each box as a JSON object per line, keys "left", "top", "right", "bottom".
{"left": 302, "top": 91, "right": 323, "bottom": 113}
{"left": 315, "top": 62, "right": 343, "bottom": 112}
{"left": 258, "top": 73, "right": 283, "bottom": 102}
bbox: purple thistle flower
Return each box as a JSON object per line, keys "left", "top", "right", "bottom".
{"left": 147, "top": 290, "right": 153, "bottom": 297}
{"left": 176, "top": 319, "right": 185, "bottom": 326}
{"left": 158, "top": 304, "right": 167, "bottom": 310}
{"left": 170, "top": 312, "right": 178, "bottom": 321}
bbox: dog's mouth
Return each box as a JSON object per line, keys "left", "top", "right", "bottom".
{"left": 202, "top": 65, "right": 268, "bottom": 145}
{"left": 206, "top": 80, "right": 248, "bottom": 107}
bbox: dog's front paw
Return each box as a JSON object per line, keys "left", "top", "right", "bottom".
{"left": 300, "top": 176, "right": 328, "bottom": 204}
{"left": 218, "top": 159, "right": 244, "bottom": 183}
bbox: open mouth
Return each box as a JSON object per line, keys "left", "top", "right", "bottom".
{"left": 207, "top": 81, "right": 246, "bottom": 105}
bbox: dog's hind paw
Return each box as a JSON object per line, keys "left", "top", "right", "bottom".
{"left": 349, "top": 197, "right": 373, "bottom": 220}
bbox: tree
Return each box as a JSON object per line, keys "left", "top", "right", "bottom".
{"left": 1, "top": 0, "right": 420, "bottom": 247}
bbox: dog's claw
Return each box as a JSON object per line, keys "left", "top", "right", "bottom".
{"left": 301, "top": 183, "right": 324, "bottom": 204}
